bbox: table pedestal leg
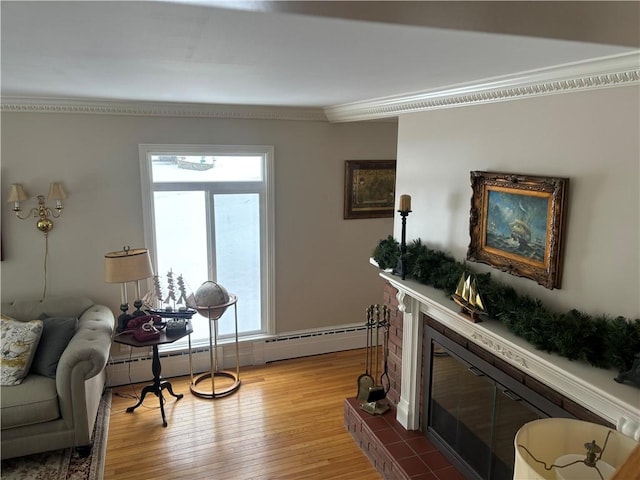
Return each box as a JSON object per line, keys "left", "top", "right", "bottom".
{"left": 126, "top": 344, "right": 183, "bottom": 427}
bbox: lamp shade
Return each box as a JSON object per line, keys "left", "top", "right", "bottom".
{"left": 7, "top": 183, "right": 29, "bottom": 203}
{"left": 104, "top": 248, "right": 154, "bottom": 283}
{"left": 47, "top": 182, "right": 67, "bottom": 200}
{"left": 514, "top": 418, "right": 638, "bottom": 480}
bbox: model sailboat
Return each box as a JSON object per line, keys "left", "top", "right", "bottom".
{"left": 452, "top": 273, "right": 487, "bottom": 322}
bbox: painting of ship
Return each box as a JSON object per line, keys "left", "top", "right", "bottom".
{"left": 485, "top": 190, "right": 547, "bottom": 263}
{"left": 451, "top": 272, "right": 487, "bottom": 322}
{"left": 177, "top": 156, "right": 214, "bottom": 171}
{"left": 510, "top": 219, "right": 531, "bottom": 245}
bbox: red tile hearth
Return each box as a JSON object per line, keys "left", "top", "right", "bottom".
{"left": 344, "top": 398, "right": 465, "bottom": 480}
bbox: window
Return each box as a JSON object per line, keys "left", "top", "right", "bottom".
{"left": 139, "top": 145, "right": 275, "bottom": 349}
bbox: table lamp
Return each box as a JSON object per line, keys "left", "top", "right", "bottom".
{"left": 104, "top": 246, "right": 154, "bottom": 332}
{"left": 514, "top": 418, "right": 638, "bottom": 480}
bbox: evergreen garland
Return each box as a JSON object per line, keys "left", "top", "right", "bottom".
{"left": 372, "top": 236, "right": 640, "bottom": 373}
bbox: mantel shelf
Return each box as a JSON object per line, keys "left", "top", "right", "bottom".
{"left": 378, "top": 270, "right": 640, "bottom": 441}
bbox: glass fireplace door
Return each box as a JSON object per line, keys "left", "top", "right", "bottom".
{"left": 428, "top": 335, "right": 543, "bottom": 480}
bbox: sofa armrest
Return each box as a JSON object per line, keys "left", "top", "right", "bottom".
{"left": 56, "top": 305, "right": 114, "bottom": 385}
{"left": 56, "top": 304, "right": 114, "bottom": 433}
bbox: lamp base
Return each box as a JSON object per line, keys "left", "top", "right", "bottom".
{"left": 131, "top": 299, "right": 146, "bottom": 317}
{"left": 116, "top": 303, "right": 132, "bottom": 332}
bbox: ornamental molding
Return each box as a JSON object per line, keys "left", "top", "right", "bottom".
{"left": 0, "top": 97, "right": 328, "bottom": 122}
{"left": 470, "top": 332, "right": 528, "bottom": 369}
{"left": 325, "top": 51, "right": 640, "bottom": 122}
{"left": 2, "top": 52, "right": 638, "bottom": 122}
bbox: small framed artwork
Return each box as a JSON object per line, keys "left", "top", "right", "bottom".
{"left": 344, "top": 160, "right": 397, "bottom": 219}
{"left": 467, "top": 171, "right": 569, "bottom": 289}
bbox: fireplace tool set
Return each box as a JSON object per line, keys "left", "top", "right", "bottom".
{"left": 357, "top": 304, "right": 391, "bottom": 415}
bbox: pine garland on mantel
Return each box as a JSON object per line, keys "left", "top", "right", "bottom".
{"left": 373, "top": 235, "right": 640, "bottom": 374}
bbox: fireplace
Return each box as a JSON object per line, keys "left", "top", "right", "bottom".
{"left": 424, "top": 321, "right": 574, "bottom": 479}
{"left": 346, "top": 271, "right": 640, "bottom": 479}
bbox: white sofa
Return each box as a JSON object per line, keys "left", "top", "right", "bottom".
{"left": 1, "top": 297, "right": 114, "bottom": 459}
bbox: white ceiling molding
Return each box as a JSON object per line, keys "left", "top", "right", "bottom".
{"left": 0, "top": 97, "right": 328, "bottom": 122}
{"left": 324, "top": 51, "right": 640, "bottom": 123}
{"left": 2, "top": 52, "right": 637, "bottom": 123}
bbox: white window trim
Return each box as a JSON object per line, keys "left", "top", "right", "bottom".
{"left": 138, "top": 144, "right": 276, "bottom": 339}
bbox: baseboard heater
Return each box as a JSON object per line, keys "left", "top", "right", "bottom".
{"left": 107, "top": 323, "right": 367, "bottom": 387}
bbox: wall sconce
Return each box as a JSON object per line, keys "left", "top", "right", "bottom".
{"left": 7, "top": 182, "right": 68, "bottom": 235}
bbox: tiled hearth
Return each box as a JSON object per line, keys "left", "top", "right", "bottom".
{"left": 344, "top": 398, "right": 464, "bottom": 480}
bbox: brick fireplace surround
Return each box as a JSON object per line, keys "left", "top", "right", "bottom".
{"left": 344, "top": 274, "right": 640, "bottom": 479}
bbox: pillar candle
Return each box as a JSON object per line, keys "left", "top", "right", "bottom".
{"left": 399, "top": 194, "right": 411, "bottom": 212}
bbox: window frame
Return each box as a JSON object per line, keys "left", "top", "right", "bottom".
{"left": 139, "top": 144, "right": 276, "bottom": 345}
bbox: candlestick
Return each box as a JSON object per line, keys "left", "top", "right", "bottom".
{"left": 394, "top": 208, "right": 411, "bottom": 280}
{"left": 399, "top": 194, "right": 411, "bottom": 212}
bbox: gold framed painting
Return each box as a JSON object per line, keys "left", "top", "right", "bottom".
{"left": 344, "top": 160, "right": 397, "bottom": 219}
{"left": 467, "top": 171, "right": 569, "bottom": 289}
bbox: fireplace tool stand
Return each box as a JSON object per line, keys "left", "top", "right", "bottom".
{"left": 359, "top": 304, "right": 391, "bottom": 415}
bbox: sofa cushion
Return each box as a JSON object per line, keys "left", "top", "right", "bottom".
{"left": 1, "top": 315, "right": 43, "bottom": 386}
{"left": 30, "top": 316, "right": 78, "bottom": 378}
{"left": 0, "top": 373, "right": 59, "bottom": 429}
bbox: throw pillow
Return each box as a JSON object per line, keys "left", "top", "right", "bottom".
{"left": 1, "top": 314, "right": 44, "bottom": 386}
{"left": 31, "top": 316, "right": 78, "bottom": 378}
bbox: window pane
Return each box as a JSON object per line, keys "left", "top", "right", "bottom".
{"left": 153, "top": 190, "right": 209, "bottom": 304}
{"left": 151, "top": 155, "right": 262, "bottom": 183}
{"left": 214, "top": 193, "right": 261, "bottom": 336}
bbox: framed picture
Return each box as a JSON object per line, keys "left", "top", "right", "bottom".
{"left": 467, "top": 171, "right": 569, "bottom": 289}
{"left": 344, "top": 160, "right": 397, "bottom": 219}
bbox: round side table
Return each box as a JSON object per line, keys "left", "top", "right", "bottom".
{"left": 189, "top": 294, "right": 241, "bottom": 398}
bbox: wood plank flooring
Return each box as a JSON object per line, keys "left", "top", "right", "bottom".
{"left": 104, "top": 349, "right": 382, "bottom": 479}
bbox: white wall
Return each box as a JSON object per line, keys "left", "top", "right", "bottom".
{"left": 1, "top": 113, "right": 397, "bottom": 334}
{"left": 395, "top": 86, "right": 639, "bottom": 319}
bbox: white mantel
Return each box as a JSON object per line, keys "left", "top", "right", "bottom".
{"left": 380, "top": 271, "right": 640, "bottom": 441}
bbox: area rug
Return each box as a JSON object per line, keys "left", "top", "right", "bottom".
{"left": 1, "top": 389, "right": 111, "bottom": 480}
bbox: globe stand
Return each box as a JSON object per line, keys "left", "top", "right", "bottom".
{"left": 189, "top": 294, "right": 241, "bottom": 399}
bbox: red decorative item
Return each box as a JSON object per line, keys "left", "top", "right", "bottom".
{"left": 133, "top": 319, "right": 161, "bottom": 342}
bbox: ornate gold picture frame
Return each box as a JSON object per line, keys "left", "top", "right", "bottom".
{"left": 467, "top": 171, "right": 569, "bottom": 289}
{"left": 344, "top": 160, "right": 396, "bottom": 219}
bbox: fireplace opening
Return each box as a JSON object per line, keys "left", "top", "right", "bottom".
{"left": 423, "top": 323, "right": 573, "bottom": 480}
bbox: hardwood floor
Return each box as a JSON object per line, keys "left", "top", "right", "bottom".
{"left": 104, "top": 349, "right": 382, "bottom": 479}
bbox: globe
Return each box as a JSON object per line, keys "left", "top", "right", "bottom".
{"left": 193, "top": 281, "right": 231, "bottom": 319}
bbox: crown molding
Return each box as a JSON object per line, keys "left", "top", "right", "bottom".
{"left": 325, "top": 51, "right": 640, "bottom": 123}
{"left": 2, "top": 52, "right": 638, "bottom": 123}
{"left": 0, "top": 97, "right": 328, "bottom": 122}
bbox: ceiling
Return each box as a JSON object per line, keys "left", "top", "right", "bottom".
{"left": 1, "top": 1, "right": 638, "bottom": 110}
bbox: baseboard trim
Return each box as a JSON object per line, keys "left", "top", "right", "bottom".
{"left": 106, "top": 324, "right": 367, "bottom": 387}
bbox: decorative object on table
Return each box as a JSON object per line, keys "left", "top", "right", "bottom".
{"left": 359, "top": 304, "right": 390, "bottom": 416}
{"left": 393, "top": 194, "right": 411, "bottom": 280}
{"left": 467, "top": 171, "right": 568, "bottom": 290}
{"left": 165, "top": 317, "right": 187, "bottom": 335}
{"left": 125, "top": 315, "right": 163, "bottom": 342}
{"left": 164, "top": 269, "right": 177, "bottom": 308}
{"left": 343, "top": 160, "right": 396, "bottom": 219}
{"left": 615, "top": 353, "right": 640, "bottom": 387}
{"left": 451, "top": 272, "right": 487, "bottom": 322}
{"left": 6, "top": 182, "right": 68, "bottom": 299}
{"left": 104, "top": 246, "right": 154, "bottom": 332}
{"left": 514, "top": 418, "right": 639, "bottom": 480}
{"left": 188, "top": 280, "right": 241, "bottom": 399}
{"left": 176, "top": 274, "right": 189, "bottom": 306}
{"left": 145, "top": 270, "right": 192, "bottom": 312}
